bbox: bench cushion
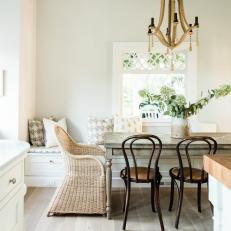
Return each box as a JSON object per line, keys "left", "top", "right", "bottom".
{"left": 29, "top": 146, "right": 61, "bottom": 153}
{"left": 29, "top": 145, "right": 105, "bottom": 154}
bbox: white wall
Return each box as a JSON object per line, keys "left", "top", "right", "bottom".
{"left": 36, "top": 0, "right": 231, "bottom": 142}
{"left": 0, "top": 0, "right": 36, "bottom": 140}
{"left": 193, "top": 0, "right": 231, "bottom": 130}
{"left": 0, "top": 0, "right": 20, "bottom": 139}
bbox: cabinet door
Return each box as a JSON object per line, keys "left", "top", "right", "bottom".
{"left": 0, "top": 161, "right": 23, "bottom": 201}
{"left": 0, "top": 190, "right": 24, "bottom": 231}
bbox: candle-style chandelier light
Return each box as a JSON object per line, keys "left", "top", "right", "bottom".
{"left": 147, "top": 0, "right": 199, "bottom": 52}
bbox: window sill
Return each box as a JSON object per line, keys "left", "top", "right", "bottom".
{"left": 142, "top": 118, "right": 171, "bottom": 127}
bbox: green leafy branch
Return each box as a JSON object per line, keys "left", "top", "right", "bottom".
{"left": 139, "top": 85, "right": 231, "bottom": 119}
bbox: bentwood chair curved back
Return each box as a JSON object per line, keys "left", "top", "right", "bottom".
{"left": 169, "top": 136, "right": 217, "bottom": 229}
{"left": 120, "top": 134, "right": 165, "bottom": 231}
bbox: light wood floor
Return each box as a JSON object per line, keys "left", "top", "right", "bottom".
{"left": 25, "top": 187, "right": 213, "bottom": 231}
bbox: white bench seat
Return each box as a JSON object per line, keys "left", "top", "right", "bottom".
{"left": 25, "top": 146, "right": 64, "bottom": 187}
{"left": 25, "top": 145, "right": 106, "bottom": 187}
{"left": 28, "top": 146, "right": 61, "bottom": 153}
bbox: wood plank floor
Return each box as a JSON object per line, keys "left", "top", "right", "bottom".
{"left": 24, "top": 187, "right": 213, "bottom": 231}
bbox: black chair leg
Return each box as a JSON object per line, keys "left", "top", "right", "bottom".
{"left": 209, "top": 201, "right": 214, "bottom": 215}
{"left": 168, "top": 177, "right": 174, "bottom": 211}
{"left": 151, "top": 181, "right": 156, "bottom": 212}
{"left": 197, "top": 183, "right": 202, "bottom": 213}
{"left": 122, "top": 179, "right": 127, "bottom": 213}
{"left": 175, "top": 181, "right": 184, "bottom": 229}
{"left": 122, "top": 181, "right": 131, "bottom": 231}
{"left": 155, "top": 181, "right": 165, "bottom": 231}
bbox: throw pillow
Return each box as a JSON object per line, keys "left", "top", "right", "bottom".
{"left": 88, "top": 116, "right": 114, "bottom": 144}
{"left": 43, "top": 118, "right": 67, "bottom": 148}
{"left": 28, "top": 119, "right": 45, "bottom": 146}
{"left": 113, "top": 115, "right": 142, "bottom": 133}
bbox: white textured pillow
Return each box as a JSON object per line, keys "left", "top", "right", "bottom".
{"left": 88, "top": 116, "right": 114, "bottom": 144}
{"left": 43, "top": 118, "right": 67, "bottom": 148}
{"left": 113, "top": 115, "right": 142, "bottom": 133}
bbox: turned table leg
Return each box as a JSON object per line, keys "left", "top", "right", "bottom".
{"left": 106, "top": 158, "right": 112, "bottom": 219}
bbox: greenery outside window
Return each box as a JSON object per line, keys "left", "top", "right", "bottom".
{"left": 122, "top": 52, "right": 187, "bottom": 120}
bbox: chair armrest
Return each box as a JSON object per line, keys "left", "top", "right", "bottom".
{"left": 55, "top": 126, "right": 105, "bottom": 156}
{"left": 65, "top": 154, "right": 105, "bottom": 177}
{"left": 69, "top": 143, "right": 105, "bottom": 156}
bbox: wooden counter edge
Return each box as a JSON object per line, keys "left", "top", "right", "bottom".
{"left": 203, "top": 154, "right": 231, "bottom": 190}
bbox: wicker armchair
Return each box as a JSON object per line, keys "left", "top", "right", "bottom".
{"left": 47, "top": 126, "right": 106, "bottom": 216}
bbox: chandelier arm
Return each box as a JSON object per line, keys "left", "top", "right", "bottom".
{"left": 174, "top": 32, "right": 188, "bottom": 48}
{"left": 173, "top": 26, "right": 196, "bottom": 48}
{"left": 171, "top": 0, "right": 176, "bottom": 45}
{"left": 178, "top": 0, "right": 187, "bottom": 32}
{"left": 156, "top": 0, "right": 165, "bottom": 30}
{"left": 178, "top": 0, "right": 189, "bottom": 29}
{"left": 172, "top": 23, "right": 177, "bottom": 45}
{"left": 155, "top": 29, "right": 171, "bottom": 47}
{"left": 168, "top": 0, "right": 172, "bottom": 44}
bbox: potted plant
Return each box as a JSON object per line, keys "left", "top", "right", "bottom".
{"left": 139, "top": 85, "right": 231, "bottom": 138}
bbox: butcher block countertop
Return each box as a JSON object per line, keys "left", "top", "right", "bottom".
{"left": 204, "top": 154, "right": 231, "bottom": 190}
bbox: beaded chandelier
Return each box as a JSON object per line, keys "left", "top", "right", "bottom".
{"left": 147, "top": 0, "right": 199, "bottom": 52}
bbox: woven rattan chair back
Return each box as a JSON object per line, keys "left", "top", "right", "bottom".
{"left": 55, "top": 126, "right": 81, "bottom": 155}
{"left": 176, "top": 136, "right": 217, "bottom": 182}
{"left": 54, "top": 126, "right": 104, "bottom": 177}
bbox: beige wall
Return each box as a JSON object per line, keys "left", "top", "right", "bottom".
{"left": 36, "top": 0, "right": 231, "bottom": 142}
{"left": 19, "top": 0, "right": 36, "bottom": 140}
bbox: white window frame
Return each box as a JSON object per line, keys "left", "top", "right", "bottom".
{"left": 112, "top": 42, "right": 198, "bottom": 124}
{"left": 112, "top": 42, "right": 197, "bottom": 115}
{"left": 112, "top": 42, "right": 217, "bottom": 132}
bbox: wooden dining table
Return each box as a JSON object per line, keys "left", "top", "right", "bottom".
{"left": 103, "top": 132, "right": 231, "bottom": 219}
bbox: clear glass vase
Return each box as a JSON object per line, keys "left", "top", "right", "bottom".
{"left": 171, "top": 117, "right": 189, "bottom": 139}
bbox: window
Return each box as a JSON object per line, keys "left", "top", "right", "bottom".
{"left": 112, "top": 42, "right": 197, "bottom": 123}
{"left": 122, "top": 52, "right": 186, "bottom": 118}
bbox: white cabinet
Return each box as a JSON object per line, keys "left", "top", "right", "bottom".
{"left": 209, "top": 175, "right": 231, "bottom": 231}
{"left": 0, "top": 187, "right": 25, "bottom": 231}
{"left": 0, "top": 140, "right": 29, "bottom": 231}
{"left": 0, "top": 161, "right": 23, "bottom": 200}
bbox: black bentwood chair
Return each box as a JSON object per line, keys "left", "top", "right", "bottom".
{"left": 120, "top": 134, "right": 165, "bottom": 231}
{"left": 169, "top": 136, "right": 217, "bottom": 229}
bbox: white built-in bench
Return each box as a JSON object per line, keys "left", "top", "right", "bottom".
{"left": 25, "top": 145, "right": 107, "bottom": 187}
{"left": 25, "top": 146, "right": 64, "bottom": 187}
{"left": 25, "top": 145, "right": 125, "bottom": 188}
